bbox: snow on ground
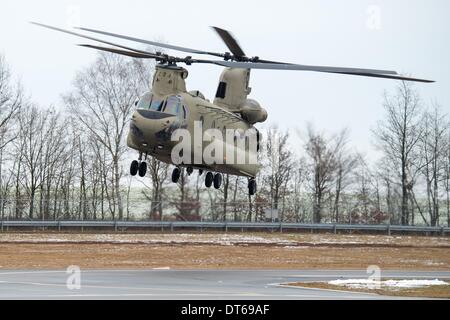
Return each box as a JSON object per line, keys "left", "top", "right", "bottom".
{"left": 0, "top": 232, "right": 448, "bottom": 247}
{"left": 328, "top": 278, "right": 448, "bottom": 289}
{"left": 0, "top": 233, "right": 294, "bottom": 245}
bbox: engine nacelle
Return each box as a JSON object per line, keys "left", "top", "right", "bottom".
{"left": 239, "top": 99, "right": 268, "bottom": 124}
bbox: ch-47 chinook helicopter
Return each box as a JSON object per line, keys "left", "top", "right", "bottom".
{"left": 33, "top": 22, "right": 433, "bottom": 196}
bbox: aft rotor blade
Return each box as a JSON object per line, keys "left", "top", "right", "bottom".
{"left": 31, "top": 22, "right": 160, "bottom": 58}
{"left": 78, "top": 44, "right": 158, "bottom": 59}
{"left": 211, "top": 60, "right": 399, "bottom": 75}
{"left": 206, "top": 60, "right": 433, "bottom": 83}
{"left": 76, "top": 26, "right": 226, "bottom": 58}
{"left": 211, "top": 26, "right": 246, "bottom": 58}
{"left": 333, "top": 72, "right": 435, "bottom": 83}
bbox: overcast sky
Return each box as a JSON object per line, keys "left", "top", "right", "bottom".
{"left": 1, "top": 0, "right": 449, "bottom": 160}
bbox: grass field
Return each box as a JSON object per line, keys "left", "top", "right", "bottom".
{"left": 0, "top": 232, "right": 448, "bottom": 270}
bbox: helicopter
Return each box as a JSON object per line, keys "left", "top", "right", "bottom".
{"left": 32, "top": 22, "right": 433, "bottom": 196}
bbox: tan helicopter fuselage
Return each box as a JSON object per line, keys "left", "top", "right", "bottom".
{"left": 127, "top": 64, "right": 267, "bottom": 178}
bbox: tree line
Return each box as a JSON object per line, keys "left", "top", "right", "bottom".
{"left": 0, "top": 53, "right": 448, "bottom": 225}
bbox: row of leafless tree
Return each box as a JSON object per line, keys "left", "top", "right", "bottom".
{"left": 0, "top": 52, "right": 448, "bottom": 225}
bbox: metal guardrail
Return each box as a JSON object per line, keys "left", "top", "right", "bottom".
{"left": 0, "top": 220, "right": 448, "bottom": 235}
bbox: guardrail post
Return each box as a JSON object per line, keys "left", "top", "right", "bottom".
{"left": 225, "top": 223, "right": 228, "bottom": 233}
{"left": 333, "top": 224, "right": 337, "bottom": 234}
{"left": 441, "top": 226, "right": 445, "bottom": 237}
{"left": 0, "top": 220, "right": 3, "bottom": 232}
{"left": 114, "top": 221, "right": 118, "bottom": 232}
{"left": 58, "top": 221, "right": 61, "bottom": 232}
{"left": 387, "top": 225, "right": 391, "bottom": 236}
{"left": 170, "top": 222, "right": 174, "bottom": 232}
{"left": 279, "top": 223, "right": 283, "bottom": 233}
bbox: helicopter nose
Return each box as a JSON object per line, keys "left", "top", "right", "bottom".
{"left": 136, "top": 109, "right": 174, "bottom": 121}
{"left": 130, "top": 110, "right": 177, "bottom": 145}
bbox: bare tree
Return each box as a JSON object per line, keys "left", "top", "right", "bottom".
{"left": 331, "top": 129, "right": 358, "bottom": 222}
{"left": 0, "top": 54, "right": 22, "bottom": 150}
{"left": 263, "top": 126, "right": 294, "bottom": 221}
{"left": 0, "top": 55, "right": 23, "bottom": 216}
{"left": 418, "top": 104, "right": 449, "bottom": 225}
{"left": 292, "top": 159, "right": 307, "bottom": 222}
{"left": 445, "top": 130, "right": 450, "bottom": 226}
{"left": 13, "top": 106, "right": 64, "bottom": 219}
{"left": 142, "top": 157, "right": 169, "bottom": 220}
{"left": 373, "top": 82, "right": 423, "bottom": 225}
{"left": 64, "top": 53, "right": 153, "bottom": 219}
{"left": 303, "top": 125, "right": 349, "bottom": 223}
{"left": 221, "top": 174, "right": 230, "bottom": 221}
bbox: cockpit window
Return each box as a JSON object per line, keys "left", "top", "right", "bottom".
{"left": 136, "top": 92, "right": 163, "bottom": 111}
{"left": 136, "top": 92, "right": 152, "bottom": 110}
{"left": 163, "top": 95, "right": 186, "bottom": 120}
{"left": 149, "top": 98, "right": 163, "bottom": 111}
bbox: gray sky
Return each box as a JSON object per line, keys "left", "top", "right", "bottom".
{"left": 1, "top": 0, "right": 449, "bottom": 160}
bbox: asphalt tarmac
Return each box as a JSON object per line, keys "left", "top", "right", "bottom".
{"left": 0, "top": 269, "right": 449, "bottom": 300}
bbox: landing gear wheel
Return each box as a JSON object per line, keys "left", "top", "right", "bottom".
{"left": 130, "top": 160, "right": 139, "bottom": 176}
{"left": 172, "top": 167, "right": 181, "bottom": 183}
{"left": 138, "top": 161, "right": 147, "bottom": 177}
{"left": 187, "top": 167, "right": 194, "bottom": 176}
{"left": 213, "top": 173, "right": 222, "bottom": 189}
{"left": 205, "top": 172, "right": 214, "bottom": 188}
{"left": 248, "top": 179, "right": 257, "bottom": 196}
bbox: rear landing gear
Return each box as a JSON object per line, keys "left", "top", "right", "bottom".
{"left": 204, "top": 172, "right": 222, "bottom": 189}
{"left": 205, "top": 172, "right": 214, "bottom": 188}
{"left": 172, "top": 167, "right": 181, "bottom": 183}
{"left": 213, "top": 173, "right": 222, "bottom": 189}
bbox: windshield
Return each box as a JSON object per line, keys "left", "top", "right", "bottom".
{"left": 136, "top": 92, "right": 163, "bottom": 111}
{"left": 163, "top": 95, "right": 186, "bottom": 120}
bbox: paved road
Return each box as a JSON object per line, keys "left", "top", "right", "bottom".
{"left": 0, "top": 269, "right": 449, "bottom": 299}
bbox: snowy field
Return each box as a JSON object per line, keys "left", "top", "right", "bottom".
{"left": 0, "top": 232, "right": 449, "bottom": 247}
{"left": 328, "top": 278, "right": 448, "bottom": 289}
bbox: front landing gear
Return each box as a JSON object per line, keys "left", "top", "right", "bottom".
{"left": 138, "top": 162, "right": 147, "bottom": 177}
{"left": 130, "top": 160, "right": 139, "bottom": 176}
{"left": 130, "top": 153, "right": 147, "bottom": 177}
{"left": 248, "top": 178, "right": 257, "bottom": 196}
{"left": 130, "top": 160, "right": 147, "bottom": 177}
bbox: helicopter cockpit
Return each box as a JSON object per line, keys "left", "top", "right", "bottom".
{"left": 135, "top": 92, "right": 188, "bottom": 121}
{"left": 135, "top": 92, "right": 163, "bottom": 112}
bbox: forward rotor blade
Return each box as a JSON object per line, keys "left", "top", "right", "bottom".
{"left": 78, "top": 44, "right": 158, "bottom": 59}
{"left": 207, "top": 60, "right": 433, "bottom": 83}
{"left": 76, "top": 26, "right": 225, "bottom": 58}
{"left": 211, "top": 26, "right": 246, "bottom": 58}
{"left": 31, "top": 22, "right": 160, "bottom": 58}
